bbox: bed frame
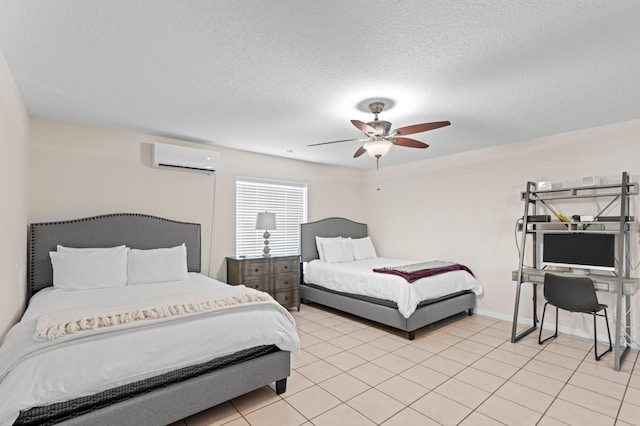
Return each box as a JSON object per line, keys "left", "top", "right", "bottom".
{"left": 300, "top": 217, "right": 476, "bottom": 340}
{"left": 25, "top": 213, "right": 290, "bottom": 426}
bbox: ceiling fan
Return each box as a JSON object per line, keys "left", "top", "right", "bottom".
{"left": 309, "top": 101, "right": 450, "bottom": 169}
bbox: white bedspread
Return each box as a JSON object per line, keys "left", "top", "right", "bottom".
{"left": 304, "top": 257, "right": 483, "bottom": 318}
{"left": 0, "top": 273, "right": 300, "bottom": 426}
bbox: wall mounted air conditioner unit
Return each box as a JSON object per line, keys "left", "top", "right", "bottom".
{"left": 152, "top": 143, "right": 219, "bottom": 174}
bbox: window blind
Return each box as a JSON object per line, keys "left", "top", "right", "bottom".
{"left": 235, "top": 177, "right": 307, "bottom": 257}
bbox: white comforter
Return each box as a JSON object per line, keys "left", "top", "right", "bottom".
{"left": 0, "top": 273, "right": 300, "bottom": 426}
{"left": 304, "top": 257, "right": 483, "bottom": 318}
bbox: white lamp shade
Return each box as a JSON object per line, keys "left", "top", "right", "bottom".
{"left": 256, "top": 212, "right": 276, "bottom": 230}
{"left": 364, "top": 139, "right": 392, "bottom": 158}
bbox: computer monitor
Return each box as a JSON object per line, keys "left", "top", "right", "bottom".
{"left": 541, "top": 232, "right": 616, "bottom": 272}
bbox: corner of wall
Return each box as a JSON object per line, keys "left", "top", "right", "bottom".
{"left": 0, "top": 46, "right": 30, "bottom": 339}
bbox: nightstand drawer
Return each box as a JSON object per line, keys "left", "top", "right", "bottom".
{"left": 274, "top": 289, "right": 299, "bottom": 309}
{"left": 242, "top": 279, "right": 270, "bottom": 292}
{"left": 272, "top": 258, "right": 297, "bottom": 275}
{"left": 273, "top": 273, "right": 298, "bottom": 291}
{"left": 241, "top": 261, "right": 270, "bottom": 279}
{"left": 226, "top": 255, "right": 300, "bottom": 310}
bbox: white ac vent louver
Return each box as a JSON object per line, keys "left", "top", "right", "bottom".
{"left": 152, "top": 143, "right": 219, "bottom": 174}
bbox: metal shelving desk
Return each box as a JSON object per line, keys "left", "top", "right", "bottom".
{"left": 511, "top": 171, "right": 638, "bottom": 371}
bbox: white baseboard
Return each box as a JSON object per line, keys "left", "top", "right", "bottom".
{"left": 475, "top": 309, "right": 640, "bottom": 351}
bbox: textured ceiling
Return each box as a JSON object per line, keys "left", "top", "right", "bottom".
{"left": 1, "top": 1, "right": 639, "bottom": 169}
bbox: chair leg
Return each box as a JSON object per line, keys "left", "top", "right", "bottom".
{"left": 539, "top": 303, "right": 558, "bottom": 345}
{"left": 593, "top": 309, "right": 613, "bottom": 361}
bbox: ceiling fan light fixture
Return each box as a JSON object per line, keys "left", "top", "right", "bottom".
{"left": 364, "top": 139, "right": 392, "bottom": 158}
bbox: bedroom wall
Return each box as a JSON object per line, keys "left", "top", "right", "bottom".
{"left": 365, "top": 118, "right": 640, "bottom": 344}
{"left": 0, "top": 48, "right": 29, "bottom": 339}
{"left": 26, "top": 115, "right": 640, "bottom": 346}
{"left": 28, "top": 118, "right": 367, "bottom": 280}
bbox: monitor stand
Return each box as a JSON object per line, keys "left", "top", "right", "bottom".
{"left": 569, "top": 268, "right": 589, "bottom": 275}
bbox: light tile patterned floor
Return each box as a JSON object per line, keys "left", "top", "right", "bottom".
{"left": 174, "top": 304, "right": 640, "bottom": 426}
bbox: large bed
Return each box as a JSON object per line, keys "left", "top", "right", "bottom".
{"left": 300, "top": 217, "right": 482, "bottom": 340}
{"left": 0, "top": 213, "right": 299, "bottom": 426}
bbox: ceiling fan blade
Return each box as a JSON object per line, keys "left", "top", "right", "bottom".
{"left": 393, "top": 120, "right": 451, "bottom": 136}
{"left": 391, "top": 137, "right": 429, "bottom": 149}
{"left": 308, "top": 138, "right": 361, "bottom": 147}
{"left": 353, "top": 146, "right": 367, "bottom": 158}
{"left": 351, "top": 120, "right": 376, "bottom": 135}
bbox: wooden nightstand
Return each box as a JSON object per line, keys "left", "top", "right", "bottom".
{"left": 226, "top": 254, "right": 300, "bottom": 310}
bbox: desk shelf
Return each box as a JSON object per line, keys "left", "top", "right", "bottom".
{"left": 519, "top": 223, "right": 634, "bottom": 234}
{"left": 520, "top": 182, "right": 638, "bottom": 201}
{"left": 511, "top": 269, "right": 639, "bottom": 296}
{"left": 511, "top": 172, "right": 637, "bottom": 371}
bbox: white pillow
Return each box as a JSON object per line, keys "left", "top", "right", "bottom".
{"left": 352, "top": 237, "right": 377, "bottom": 260}
{"left": 57, "top": 245, "right": 128, "bottom": 252}
{"left": 49, "top": 245, "right": 128, "bottom": 290}
{"left": 315, "top": 236, "right": 342, "bottom": 262}
{"left": 322, "top": 237, "right": 354, "bottom": 263}
{"left": 127, "top": 244, "right": 188, "bottom": 285}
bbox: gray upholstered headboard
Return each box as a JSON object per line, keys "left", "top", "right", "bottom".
{"left": 29, "top": 213, "right": 201, "bottom": 296}
{"left": 300, "top": 217, "right": 368, "bottom": 263}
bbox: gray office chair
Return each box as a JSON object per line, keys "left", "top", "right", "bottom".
{"left": 538, "top": 273, "right": 612, "bottom": 361}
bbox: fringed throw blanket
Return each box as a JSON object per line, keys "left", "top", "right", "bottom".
{"left": 36, "top": 286, "right": 274, "bottom": 341}
{"left": 373, "top": 260, "right": 474, "bottom": 283}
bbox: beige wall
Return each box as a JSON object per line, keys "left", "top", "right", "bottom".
{"left": 365, "top": 119, "right": 640, "bottom": 342}
{"left": 29, "top": 118, "right": 367, "bottom": 280}
{"left": 0, "top": 49, "right": 29, "bottom": 338}
{"left": 24, "top": 114, "right": 640, "bottom": 345}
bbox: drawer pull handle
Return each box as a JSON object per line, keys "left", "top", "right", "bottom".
{"left": 254, "top": 269, "right": 259, "bottom": 272}
{"left": 284, "top": 266, "right": 288, "bottom": 270}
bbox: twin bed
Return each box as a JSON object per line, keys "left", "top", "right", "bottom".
{"left": 300, "top": 217, "right": 482, "bottom": 340}
{"left": 0, "top": 213, "right": 299, "bottom": 426}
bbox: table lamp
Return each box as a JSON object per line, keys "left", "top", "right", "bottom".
{"left": 255, "top": 212, "right": 276, "bottom": 257}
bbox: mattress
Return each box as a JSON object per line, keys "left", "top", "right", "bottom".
{"left": 15, "top": 345, "right": 278, "bottom": 425}
{"left": 0, "top": 273, "right": 300, "bottom": 426}
{"left": 304, "top": 257, "right": 483, "bottom": 318}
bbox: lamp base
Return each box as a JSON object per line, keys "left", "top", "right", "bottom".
{"left": 263, "top": 231, "right": 271, "bottom": 257}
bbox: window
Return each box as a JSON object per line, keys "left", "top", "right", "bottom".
{"left": 235, "top": 177, "right": 307, "bottom": 257}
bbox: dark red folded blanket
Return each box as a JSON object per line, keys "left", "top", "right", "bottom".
{"left": 373, "top": 261, "right": 474, "bottom": 283}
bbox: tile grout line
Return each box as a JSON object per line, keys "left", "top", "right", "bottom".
{"left": 296, "top": 311, "right": 470, "bottom": 424}
{"left": 613, "top": 349, "right": 640, "bottom": 424}
{"left": 532, "top": 340, "right": 591, "bottom": 425}
{"left": 441, "top": 319, "right": 531, "bottom": 425}
{"left": 258, "top": 307, "right": 639, "bottom": 426}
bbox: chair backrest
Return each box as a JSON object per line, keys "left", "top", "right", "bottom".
{"left": 543, "top": 273, "right": 600, "bottom": 312}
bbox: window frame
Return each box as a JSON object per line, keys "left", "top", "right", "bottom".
{"left": 235, "top": 176, "right": 307, "bottom": 257}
